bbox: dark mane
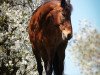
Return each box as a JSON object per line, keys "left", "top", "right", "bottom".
{"left": 60, "top": 0, "right": 72, "bottom": 14}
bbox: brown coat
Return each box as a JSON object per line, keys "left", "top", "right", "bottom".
{"left": 28, "top": 0, "right": 72, "bottom": 75}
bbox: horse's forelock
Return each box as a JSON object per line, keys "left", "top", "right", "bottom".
{"left": 61, "top": 0, "right": 72, "bottom": 13}
{"left": 66, "top": 2, "right": 73, "bottom": 12}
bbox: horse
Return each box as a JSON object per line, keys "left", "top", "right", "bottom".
{"left": 28, "top": 0, "right": 72, "bottom": 75}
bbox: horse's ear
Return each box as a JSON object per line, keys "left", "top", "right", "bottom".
{"left": 67, "top": 0, "right": 70, "bottom": 4}
{"left": 61, "top": 0, "right": 66, "bottom": 8}
{"left": 61, "top": 0, "right": 70, "bottom": 7}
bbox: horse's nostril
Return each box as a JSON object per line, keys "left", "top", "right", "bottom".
{"left": 67, "top": 34, "right": 72, "bottom": 40}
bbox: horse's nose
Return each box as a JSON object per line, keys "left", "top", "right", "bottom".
{"left": 62, "top": 30, "right": 72, "bottom": 40}
{"left": 67, "top": 33, "right": 72, "bottom": 40}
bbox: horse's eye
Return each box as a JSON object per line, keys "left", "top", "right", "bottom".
{"left": 55, "top": 24, "right": 60, "bottom": 28}
{"left": 65, "top": 12, "right": 71, "bottom": 20}
{"left": 65, "top": 16, "right": 70, "bottom": 20}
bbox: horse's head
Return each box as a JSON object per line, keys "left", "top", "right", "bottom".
{"left": 46, "top": 0, "right": 72, "bottom": 40}
{"left": 60, "top": 0, "right": 73, "bottom": 40}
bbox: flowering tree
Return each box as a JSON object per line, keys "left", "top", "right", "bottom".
{"left": 70, "top": 20, "right": 100, "bottom": 75}
{"left": 0, "top": 0, "right": 42, "bottom": 75}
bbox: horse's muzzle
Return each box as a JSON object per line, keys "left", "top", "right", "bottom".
{"left": 62, "top": 30, "right": 72, "bottom": 40}
{"left": 67, "top": 33, "right": 72, "bottom": 40}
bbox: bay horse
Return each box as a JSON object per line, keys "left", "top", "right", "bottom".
{"left": 28, "top": 0, "right": 72, "bottom": 75}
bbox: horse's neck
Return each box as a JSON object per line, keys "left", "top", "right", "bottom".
{"left": 34, "top": 1, "right": 61, "bottom": 21}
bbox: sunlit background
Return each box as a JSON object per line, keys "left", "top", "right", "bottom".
{"left": 64, "top": 0, "right": 100, "bottom": 75}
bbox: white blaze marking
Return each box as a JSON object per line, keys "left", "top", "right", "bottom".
{"left": 62, "top": 30, "right": 70, "bottom": 40}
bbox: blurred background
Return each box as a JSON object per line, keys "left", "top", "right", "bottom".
{"left": 65, "top": 0, "right": 100, "bottom": 75}
{"left": 0, "top": 0, "right": 100, "bottom": 75}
